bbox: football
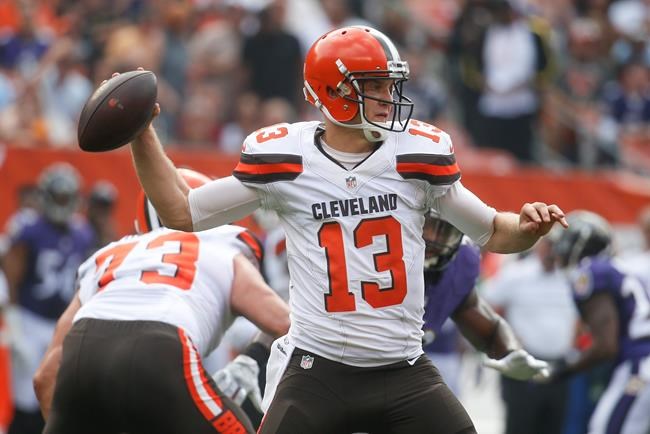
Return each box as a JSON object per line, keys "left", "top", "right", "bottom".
{"left": 77, "top": 70, "right": 157, "bottom": 152}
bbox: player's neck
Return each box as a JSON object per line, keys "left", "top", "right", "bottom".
{"left": 322, "top": 123, "right": 375, "bottom": 154}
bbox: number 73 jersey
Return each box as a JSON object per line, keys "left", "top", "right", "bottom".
{"left": 234, "top": 120, "right": 461, "bottom": 367}
{"left": 74, "top": 225, "right": 261, "bottom": 356}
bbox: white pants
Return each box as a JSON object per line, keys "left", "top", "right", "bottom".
{"left": 588, "top": 355, "right": 650, "bottom": 434}
{"left": 11, "top": 308, "right": 56, "bottom": 411}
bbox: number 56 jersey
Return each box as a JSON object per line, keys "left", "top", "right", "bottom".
{"left": 233, "top": 120, "right": 493, "bottom": 367}
{"left": 74, "top": 225, "right": 262, "bottom": 356}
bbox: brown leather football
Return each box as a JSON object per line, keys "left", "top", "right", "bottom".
{"left": 78, "top": 70, "right": 157, "bottom": 152}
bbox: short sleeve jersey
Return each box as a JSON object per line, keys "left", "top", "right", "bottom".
{"left": 233, "top": 119, "right": 465, "bottom": 366}
{"left": 11, "top": 213, "right": 95, "bottom": 320}
{"left": 74, "top": 225, "right": 261, "bottom": 356}
{"left": 570, "top": 257, "right": 650, "bottom": 361}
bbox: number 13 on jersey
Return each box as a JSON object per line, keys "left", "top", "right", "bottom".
{"left": 318, "top": 216, "right": 407, "bottom": 312}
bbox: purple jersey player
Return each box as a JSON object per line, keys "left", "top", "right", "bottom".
{"left": 552, "top": 210, "right": 650, "bottom": 434}
{"left": 2, "top": 163, "right": 94, "bottom": 434}
{"left": 420, "top": 211, "right": 549, "bottom": 392}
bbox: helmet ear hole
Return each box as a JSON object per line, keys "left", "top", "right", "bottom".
{"left": 327, "top": 87, "right": 338, "bottom": 99}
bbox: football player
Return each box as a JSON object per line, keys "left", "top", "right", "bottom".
{"left": 33, "top": 169, "right": 290, "bottom": 434}
{"left": 421, "top": 211, "right": 549, "bottom": 388}
{"left": 126, "top": 26, "right": 567, "bottom": 433}
{"left": 551, "top": 211, "right": 650, "bottom": 434}
{"left": 2, "top": 163, "right": 95, "bottom": 434}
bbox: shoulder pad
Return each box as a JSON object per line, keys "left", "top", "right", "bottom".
{"left": 455, "top": 242, "right": 481, "bottom": 278}
{"left": 396, "top": 120, "right": 460, "bottom": 186}
{"left": 569, "top": 262, "right": 595, "bottom": 300}
{"left": 570, "top": 257, "right": 618, "bottom": 301}
{"left": 201, "top": 225, "right": 264, "bottom": 265}
{"left": 234, "top": 122, "right": 317, "bottom": 184}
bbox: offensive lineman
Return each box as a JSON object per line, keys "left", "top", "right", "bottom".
{"left": 125, "top": 26, "right": 567, "bottom": 433}
{"left": 33, "top": 169, "right": 290, "bottom": 434}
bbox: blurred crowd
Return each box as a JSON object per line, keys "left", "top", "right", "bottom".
{"left": 0, "top": 0, "right": 648, "bottom": 170}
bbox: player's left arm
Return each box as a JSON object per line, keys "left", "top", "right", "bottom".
{"left": 33, "top": 293, "right": 81, "bottom": 420}
{"left": 551, "top": 292, "right": 619, "bottom": 380}
{"left": 484, "top": 203, "right": 569, "bottom": 254}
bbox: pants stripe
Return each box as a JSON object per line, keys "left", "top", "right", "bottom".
{"left": 605, "top": 360, "right": 640, "bottom": 434}
{"left": 179, "top": 328, "right": 224, "bottom": 422}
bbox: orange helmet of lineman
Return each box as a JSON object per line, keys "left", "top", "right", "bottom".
{"left": 134, "top": 168, "right": 210, "bottom": 234}
{"left": 303, "top": 26, "right": 413, "bottom": 142}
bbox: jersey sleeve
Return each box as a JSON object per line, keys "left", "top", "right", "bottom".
{"left": 396, "top": 127, "right": 461, "bottom": 196}
{"left": 188, "top": 176, "right": 261, "bottom": 231}
{"left": 434, "top": 182, "right": 496, "bottom": 246}
{"left": 232, "top": 123, "right": 303, "bottom": 211}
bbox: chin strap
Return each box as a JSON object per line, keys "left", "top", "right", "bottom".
{"left": 362, "top": 127, "right": 386, "bottom": 142}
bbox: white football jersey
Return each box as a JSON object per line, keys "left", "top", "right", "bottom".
{"left": 74, "top": 225, "right": 263, "bottom": 356}
{"left": 233, "top": 119, "right": 490, "bottom": 367}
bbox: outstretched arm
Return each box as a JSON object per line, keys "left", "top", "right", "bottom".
{"left": 435, "top": 184, "right": 568, "bottom": 252}
{"left": 484, "top": 203, "right": 568, "bottom": 254}
{"left": 453, "top": 290, "right": 549, "bottom": 380}
{"left": 452, "top": 290, "right": 520, "bottom": 359}
{"left": 130, "top": 105, "right": 261, "bottom": 231}
{"left": 33, "top": 294, "right": 81, "bottom": 419}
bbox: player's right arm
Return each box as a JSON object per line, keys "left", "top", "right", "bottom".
{"left": 33, "top": 293, "right": 81, "bottom": 420}
{"left": 130, "top": 108, "right": 261, "bottom": 231}
{"left": 130, "top": 106, "right": 193, "bottom": 231}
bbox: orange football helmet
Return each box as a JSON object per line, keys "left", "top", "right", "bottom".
{"left": 134, "top": 168, "right": 211, "bottom": 234}
{"left": 303, "top": 26, "right": 413, "bottom": 141}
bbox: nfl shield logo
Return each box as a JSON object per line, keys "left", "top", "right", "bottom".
{"left": 300, "top": 355, "right": 314, "bottom": 370}
{"left": 345, "top": 176, "right": 357, "bottom": 189}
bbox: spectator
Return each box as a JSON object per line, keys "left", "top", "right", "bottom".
{"left": 176, "top": 83, "right": 225, "bottom": 148}
{"left": 602, "top": 60, "right": 650, "bottom": 133}
{"left": 0, "top": 3, "right": 51, "bottom": 77}
{"left": 242, "top": 0, "right": 303, "bottom": 106}
{"left": 474, "top": 0, "right": 553, "bottom": 163}
{"left": 482, "top": 238, "right": 578, "bottom": 434}
{"left": 220, "top": 91, "right": 261, "bottom": 154}
{"left": 259, "top": 97, "right": 296, "bottom": 126}
{"left": 403, "top": 48, "right": 447, "bottom": 124}
{"left": 543, "top": 17, "right": 616, "bottom": 166}
{"left": 37, "top": 38, "right": 93, "bottom": 147}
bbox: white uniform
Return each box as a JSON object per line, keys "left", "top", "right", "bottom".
{"left": 231, "top": 120, "right": 496, "bottom": 367}
{"left": 75, "top": 225, "right": 259, "bottom": 356}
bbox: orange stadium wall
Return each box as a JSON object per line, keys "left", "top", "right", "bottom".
{"left": 1, "top": 145, "right": 649, "bottom": 237}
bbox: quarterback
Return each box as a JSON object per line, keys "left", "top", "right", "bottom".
{"left": 127, "top": 26, "right": 567, "bottom": 434}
